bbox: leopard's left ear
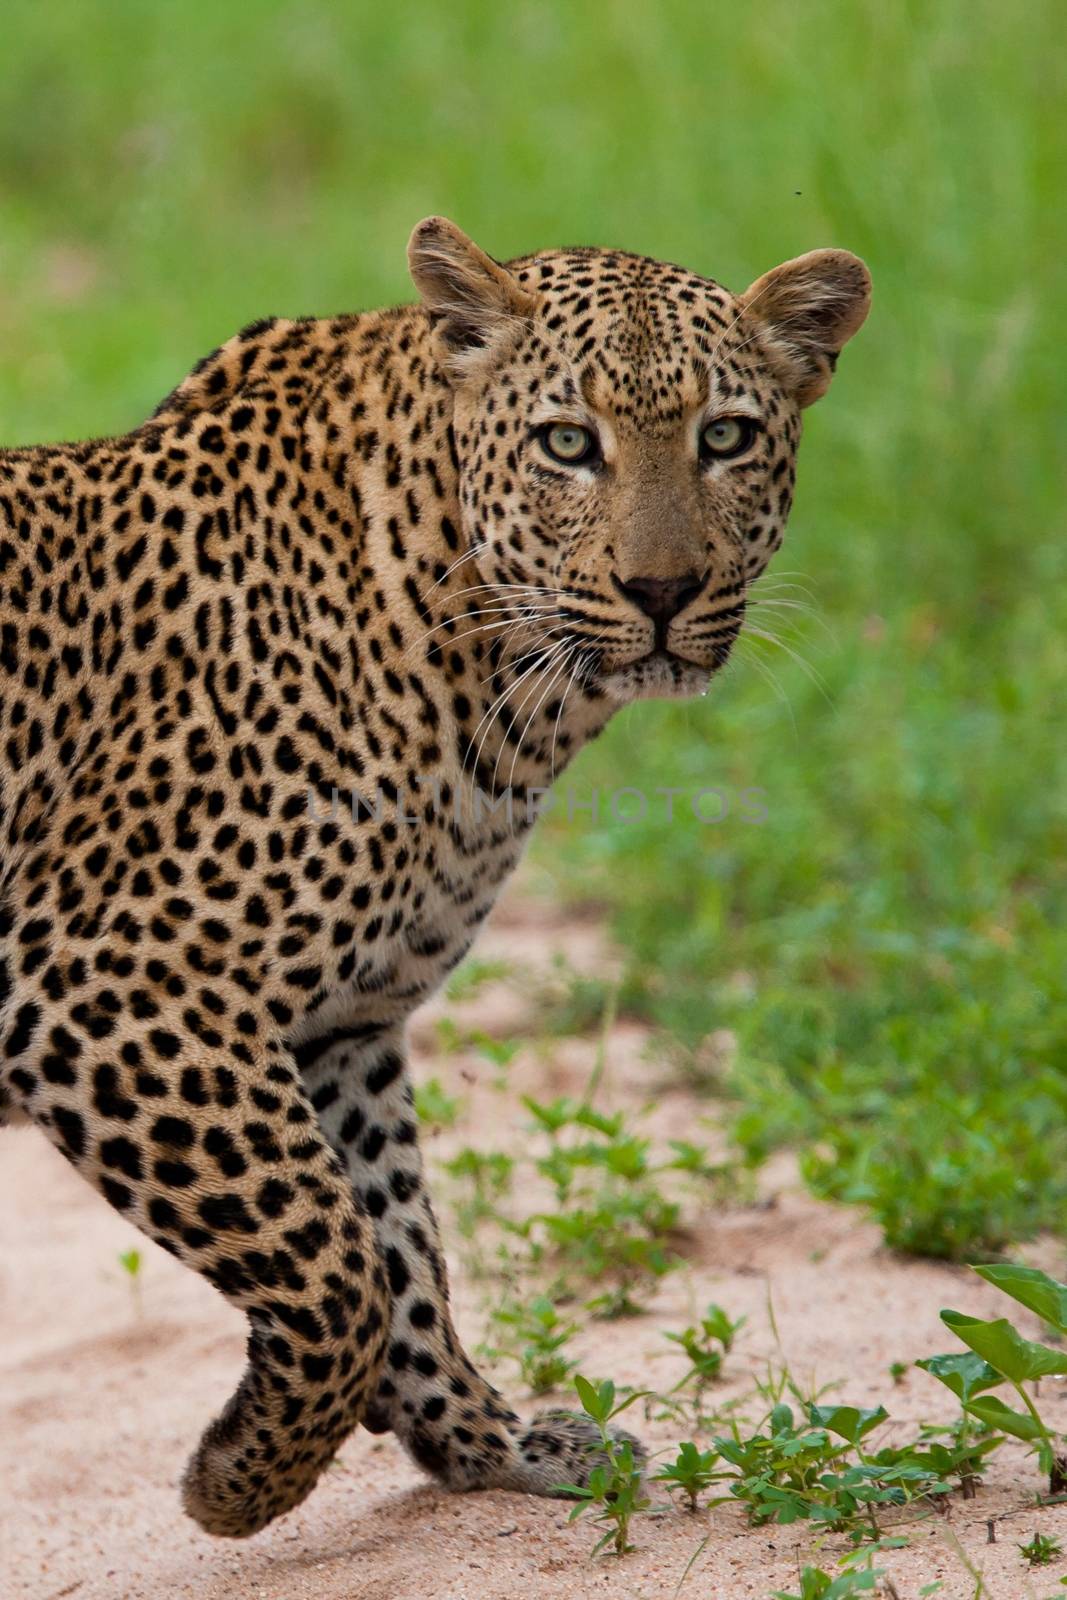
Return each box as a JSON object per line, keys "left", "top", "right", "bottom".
{"left": 408, "top": 216, "right": 537, "bottom": 380}
{"left": 741, "top": 250, "right": 871, "bottom": 407}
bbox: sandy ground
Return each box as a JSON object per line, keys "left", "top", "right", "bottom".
{"left": 4, "top": 885, "right": 1067, "bottom": 1600}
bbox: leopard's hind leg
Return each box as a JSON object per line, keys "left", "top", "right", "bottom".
{"left": 300, "top": 1029, "right": 644, "bottom": 1496}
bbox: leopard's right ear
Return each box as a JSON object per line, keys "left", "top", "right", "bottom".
{"left": 408, "top": 217, "right": 536, "bottom": 379}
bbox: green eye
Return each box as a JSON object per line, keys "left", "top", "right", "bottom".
{"left": 701, "top": 416, "right": 757, "bottom": 460}
{"left": 540, "top": 423, "right": 598, "bottom": 465}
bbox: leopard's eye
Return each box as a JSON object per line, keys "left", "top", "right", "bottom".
{"left": 700, "top": 416, "right": 757, "bottom": 461}
{"left": 540, "top": 423, "right": 599, "bottom": 466}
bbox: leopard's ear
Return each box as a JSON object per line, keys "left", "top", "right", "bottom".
{"left": 408, "top": 217, "right": 536, "bottom": 380}
{"left": 741, "top": 249, "right": 871, "bottom": 407}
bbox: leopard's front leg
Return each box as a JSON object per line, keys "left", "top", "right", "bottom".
{"left": 299, "top": 1027, "right": 643, "bottom": 1494}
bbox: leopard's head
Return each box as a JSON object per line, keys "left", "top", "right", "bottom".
{"left": 409, "top": 217, "right": 870, "bottom": 703}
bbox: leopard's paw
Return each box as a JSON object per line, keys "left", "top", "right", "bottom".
{"left": 494, "top": 1408, "right": 645, "bottom": 1497}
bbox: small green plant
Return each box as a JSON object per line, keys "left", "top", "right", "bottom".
{"left": 921, "top": 1263, "right": 1067, "bottom": 1493}
{"left": 443, "top": 1078, "right": 722, "bottom": 1310}
{"left": 530, "top": 956, "right": 615, "bottom": 1038}
{"left": 652, "top": 1439, "right": 720, "bottom": 1512}
{"left": 520, "top": 1094, "right": 708, "bottom": 1313}
{"left": 1018, "top": 1530, "right": 1063, "bottom": 1567}
{"left": 486, "top": 1294, "right": 579, "bottom": 1394}
{"left": 434, "top": 1018, "right": 522, "bottom": 1081}
{"left": 470, "top": 1029, "right": 522, "bottom": 1071}
{"left": 666, "top": 1301, "right": 746, "bottom": 1390}
{"left": 650, "top": 1302, "right": 748, "bottom": 1429}
{"left": 771, "top": 1565, "right": 883, "bottom": 1599}
{"left": 559, "top": 1376, "right": 649, "bottom": 1557}
{"left": 413, "top": 1075, "right": 461, "bottom": 1128}
{"left": 888, "top": 1360, "right": 908, "bottom": 1385}
{"left": 444, "top": 1146, "right": 515, "bottom": 1247}
{"left": 907, "top": 1412, "right": 1001, "bottom": 1498}
{"left": 118, "top": 1247, "right": 142, "bottom": 1310}
{"left": 914, "top": 1351, "right": 1006, "bottom": 1498}
{"left": 714, "top": 1400, "right": 952, "bottom": 1535}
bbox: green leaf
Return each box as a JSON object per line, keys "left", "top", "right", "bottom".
{"left": 972, "top": 1263, "right": 1067, "bottom": 1334}
{"left": 941, "top": 1310, "right": 1067, "bottom": 1382}
{"left": 965, "top": 1394, "right": 1045, "bottom": 1442}
{"left": 574, "top": 1374, "right": 608, "bottom": 1420}
{"left": 772, "top": 1570, "right": 881, "bottom": 1600}
{"left": 602, "top": 1386, "right": 650, "bottom": 1422}
{"left": 770, "top": 1403, "right": 795, "bottom": 1434}
{"left": 808, "top": 1403, "right": 888, "bottom": 1445}
{"left": 915, "top": 1350, "right": 1002, "bottom": 1402}
{"left": 522, "top": 1095, "right": 575, "bottom": 1133}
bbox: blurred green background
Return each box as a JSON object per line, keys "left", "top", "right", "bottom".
{"left": 2, "top": 0, "right": 1065, "bottom": 1258}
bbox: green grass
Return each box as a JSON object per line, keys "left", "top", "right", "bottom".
{"left": 3, "top": 0, "right": 1065, "bottom": 1257}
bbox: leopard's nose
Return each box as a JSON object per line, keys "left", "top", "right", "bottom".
{"left": 614, "top": 572, "right": 706, "bottom": 627}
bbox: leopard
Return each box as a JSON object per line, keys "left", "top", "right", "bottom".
{"left": 0, "top": 216, "right": 870, "bottom": 1538}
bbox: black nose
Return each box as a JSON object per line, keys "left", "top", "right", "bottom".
{"left": 615, "top": 572, "right": 706, "bottom": 627}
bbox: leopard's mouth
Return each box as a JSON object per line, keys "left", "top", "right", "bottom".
{"left": 598, "top": 649, "right": 717, "bottom": 702}
{"left": 540, "top": 626, "right": 738, "bottom": 704}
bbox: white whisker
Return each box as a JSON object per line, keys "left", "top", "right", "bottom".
{"left": 466, "top": 642, "right": 566, "bottom": 785}
{"left": 418, "top": 543, "right": 486, "bottom": 602}
{"left": 748, "top": 596, "right": 833, "bottom": 643}
{"left": 503, "top": 643, "right": 573, "bottom": 794}
{"left": 487, "top": 642, "right": 565, "bottom": 795}
{"left": 549, "top": 654, "right": 581, "bottom": 781}
{"left": 405, "top": 600, "right": 563, "bottom": 658}
{"left": 471, "top": 619, "right": 569, "bottom": 688}
{"left": 735, "top": 636, "right": 798, "bottom": 735}
{"left": 743, "top": 622, "right": 832, "bottom": 704}
{"left": 704, "top": 275, "right": 781, "bottom": 372}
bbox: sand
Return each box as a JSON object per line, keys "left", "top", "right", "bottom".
{"left": 4, "top": 885, "right": 1067, "bottom": 1600}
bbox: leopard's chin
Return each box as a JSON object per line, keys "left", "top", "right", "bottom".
{"left": 599, "top": 652, "right": 714, "bottom": 703}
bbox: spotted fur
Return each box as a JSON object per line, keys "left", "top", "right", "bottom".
{"left": 0, "top": 218, "right": 869, "bottom": 1536}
